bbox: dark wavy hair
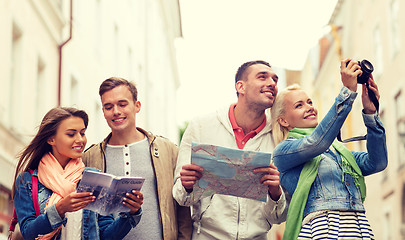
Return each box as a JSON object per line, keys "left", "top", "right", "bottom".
{"left": 12, "top": 107, "right": 88, "bottom": 197}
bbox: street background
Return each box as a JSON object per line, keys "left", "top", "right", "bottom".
{"left": 0, "top": 0, "right": 404, "bottom": 239}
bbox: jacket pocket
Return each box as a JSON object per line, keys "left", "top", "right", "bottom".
{"left": 194, "top": 195, "right": 213, "bottom": 222}
{"left": 309, "top": 155, "right": 343, "bottom": 201}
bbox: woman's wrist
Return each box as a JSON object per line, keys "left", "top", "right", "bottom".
{"left": 363, "top": 109, "right": 376, "bottom": 114}
{"left": 55, "top": 201, "right": 66, "bottom": 218}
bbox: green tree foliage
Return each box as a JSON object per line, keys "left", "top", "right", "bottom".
{"left": 178, "top": 121, "right": 189, "bottom": 145}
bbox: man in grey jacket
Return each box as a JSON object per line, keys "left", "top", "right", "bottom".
{"left": 173, "top": 60, "right": 287, "bottom": 239}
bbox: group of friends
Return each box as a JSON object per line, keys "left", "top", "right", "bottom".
{"left": 11, "top": 58, "right": 387, "bottom": 240}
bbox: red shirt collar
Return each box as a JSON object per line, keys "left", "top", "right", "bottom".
{"left": 228, "top": 104, "right": 266, "bottom": 149}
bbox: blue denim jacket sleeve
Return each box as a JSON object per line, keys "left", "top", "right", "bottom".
{"left": 14, "top": 172, "right": 66, "bottom": 240}
{"left": 15, "top": 167, "right": 142, "bottom": 240}
{"left": 97, "top": 210, "right": 142, "bottom": 239}
{"left": 81, "top": 167, "right": 142, "bottom": 239}
{"left": 273, "top": 87, "right": 358, "bottom": 172}
{"left": 45, "top": 204, "right": 65, "bottom": 226}
{"left": 351, "top": 111, "right": 388, "bottom": 176}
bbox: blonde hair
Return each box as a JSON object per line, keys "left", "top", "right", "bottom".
{"left": 271, "top": 84, "right": 302, "bottom": 144}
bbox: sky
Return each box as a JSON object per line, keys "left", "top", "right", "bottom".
{"left": 175, "top": 0, "right": 338, "bottom": 126}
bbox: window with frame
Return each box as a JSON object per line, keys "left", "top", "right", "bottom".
{"left": 0, "top": 187, "right": 12, "bottom": 226}
{"left": 401, "top": 184, "right": 405, "bottom": 239}
{"left": 9, "top": 22, "right": 23, "bottom": 131}
{"left": 390, "top": 0, "right": 400, "bottom": 59}
{"left": 395, "top": 90, "right": 405, "bottom": 166}
{"left": 57, "top": 0, "right": 63, "bottom": 11}
{"left": 35, "top": 57, "right": 46, "bottom": 122}
{"left": 373, "top": 26, "right": 384, "bottom": 78}
{"left": 378, "top": 109, "right": 389, "bottom": 181}
{"left": 384, "top": 209, "right": 392, "bottom": 240}
{"left": 70, "top": 76, "right": 79, "bottom": 106}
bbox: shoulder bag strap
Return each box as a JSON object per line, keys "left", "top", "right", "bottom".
{"left": 9, "top": 211, "right": 18, "bottom": 233}
{"left": 9, "top": 170, "right": 40, "bottom": 234}
{"left": 28, "top": 169, "right": 40, "bottom": 217}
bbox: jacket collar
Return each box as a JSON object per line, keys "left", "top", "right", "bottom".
{"left": 101, "top": 127, "right": 156, "bottom": 150}
{"left": 216, "top": 104, "right": 273, "bottom": 138}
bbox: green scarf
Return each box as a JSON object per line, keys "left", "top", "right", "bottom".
{"left": 282, "top": 128, "right": 366, "bottom": 240}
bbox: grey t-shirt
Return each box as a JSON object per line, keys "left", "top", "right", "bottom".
{"left": 106, "top": 137, "right": 162, "bottom": 239}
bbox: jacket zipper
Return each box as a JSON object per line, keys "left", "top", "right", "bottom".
{"left": 197, "top": 195, "right": 214, "bottom": 234}
{"left": 236, "top": 198, "right": 240, "bottom": 239}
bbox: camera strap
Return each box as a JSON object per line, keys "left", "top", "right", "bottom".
{"left": 337, "top": 132, "right": 366, "bottom": 143}
{"left": 337, "top": 83, "right": 379, "bottom": 143}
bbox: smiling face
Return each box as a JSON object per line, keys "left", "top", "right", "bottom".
{"left": 101, "top": 85, "right": 141, "bottom": 134}
{"left": 236, "top": 64, "right": 279, "bottom": 111}
{"left": 47, "top": 116, "right": 87, "bottom": 165}
{"left": 278, "top": 89, "right": 318, "bottom": 130}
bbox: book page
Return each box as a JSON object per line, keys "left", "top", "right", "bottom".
{"left": 77, "top": 170, "right": 115, "bottom": 215}
{"left": 106, "top": 177, "right": 145, "bottom": 214}
{"left": 77, "top": 170, "right": 145, "bottom": 215}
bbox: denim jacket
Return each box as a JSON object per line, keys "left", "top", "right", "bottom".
{"left": 14, "top": 167, "right": 141, "bottom": 240}
{"left": 273, "top": 87, "right": 388, "bottom": 218}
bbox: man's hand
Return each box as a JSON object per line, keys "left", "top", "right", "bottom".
{"left": 180, "top": 164, "right": 203, "bottom": 192}
{"left": 253, "top": 164, "right": 282, "bottom": 201}
{"left": 123, "top": 190, "right": 143, "bottom": 215}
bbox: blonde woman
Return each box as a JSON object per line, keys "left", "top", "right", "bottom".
{"left": 271, "top": 59, "right": 387, "bottom": 240}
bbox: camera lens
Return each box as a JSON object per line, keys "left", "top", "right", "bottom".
{"left": 357, "top": 59, "right": 374, "bottom": 84}
{"left": 344, "top": 59, "right": 374, "bottom": 84}
{"left": 360, "top": 60, "right": 374, "bottom": 73}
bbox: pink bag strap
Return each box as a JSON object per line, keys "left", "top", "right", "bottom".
{"left": 9, "top": 169, "right": 40, "bottom": 234}
{"left": 28, "top": 169, "right": 40, "bottom": 216}
{"left": 9, "top": 211, "right": 18, "bottom": 232}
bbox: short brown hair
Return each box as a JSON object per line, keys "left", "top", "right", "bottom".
{"left": 99, "top": 77, "right": 138, "bottom": 102}
{"left": 235, "top": 60, "right": 271, "bottom": 83}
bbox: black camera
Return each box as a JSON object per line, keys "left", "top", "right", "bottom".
{"left": 346, "top": 59, "right": 379, "bottom": 111}
{"left": 339, "top": 59, "right": 379, "bottom": 143}
{"left": 346, "top": 59, "right": 374, "bottom": 84}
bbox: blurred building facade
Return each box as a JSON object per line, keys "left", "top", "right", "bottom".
{"left": 270, "top": 0, "right": 405, "bottom": 239}
{"left": 0, "top": 0, "right": 182, "bottom": 235}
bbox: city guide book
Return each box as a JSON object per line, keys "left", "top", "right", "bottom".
{"left": 77, "top": 170, "right": 145, "bottom": 215}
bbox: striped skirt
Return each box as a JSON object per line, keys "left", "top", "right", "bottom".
{"left": 297, "top": 210, "right": 375, "bottom": 240}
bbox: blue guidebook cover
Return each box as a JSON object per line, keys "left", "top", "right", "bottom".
{"left": 77, "top": 170, "right": 145, "bottom": 215}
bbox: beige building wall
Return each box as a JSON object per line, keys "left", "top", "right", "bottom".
{"left": 0, "top": 0, "right": 182, "bottom": 235}
{"left": 0, "top": 0, "right": 64, "bottom": 231}
{"left": 60, "top": 0, "right": 182, "bottom": 145}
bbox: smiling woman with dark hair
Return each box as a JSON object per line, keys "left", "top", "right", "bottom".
{"left": 12, "top": 107, "right": 143, "bottom": 240}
